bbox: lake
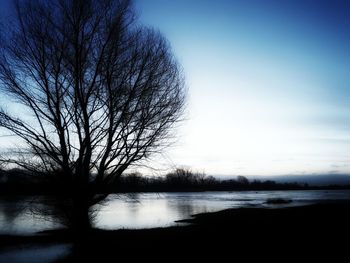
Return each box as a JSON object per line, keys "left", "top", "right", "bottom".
{"left": 1, "top": 190, "right": 350, "bottom": 235}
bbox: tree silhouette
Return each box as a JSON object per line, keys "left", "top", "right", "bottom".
{"left": 0, "top": 0, "right": 185, "bottom": 231}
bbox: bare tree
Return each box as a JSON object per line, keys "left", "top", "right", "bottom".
{"left": 0, "top": 0, "right": 185, "bottom": 231}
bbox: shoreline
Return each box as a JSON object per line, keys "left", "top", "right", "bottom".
{"left": 1, "top": 202, "right": 350, "bottom": 261}
{"left": 1, "top": 186, "right": 350, "bottom": 196}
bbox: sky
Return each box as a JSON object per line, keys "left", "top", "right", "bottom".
{"left": 135, "top": 0, "right": 350, "bottom": 176}
{"left": 0, "top": 0, "right": 349, "bottom": 177}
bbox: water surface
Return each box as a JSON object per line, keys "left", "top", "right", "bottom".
{"left": 1, "top": 190, "right": 350, "bottom": 234}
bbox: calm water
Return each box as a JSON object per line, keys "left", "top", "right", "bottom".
{"left": 1, "top": 190, "right": 350, "bottom": 263}
{"left": 1, "top": 190, "right": 350, "bottom": 235}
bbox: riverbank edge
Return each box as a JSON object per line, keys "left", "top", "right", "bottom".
{"left": 1, "top": 202, "right": 350, "bottom": 261}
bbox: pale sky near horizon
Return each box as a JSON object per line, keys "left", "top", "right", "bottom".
{"left": 135, "top": 0, "right": 350, "bottom": 176}
{"left": 0, "top": 0, "right": 349, "bottom": 177}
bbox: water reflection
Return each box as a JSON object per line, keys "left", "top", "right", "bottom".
{"left": 0, "top": 196, "right": 25, "bottom": 226}
{"left": 0, "top": 196, "right": 62, "bottom": 234}
{"left": 1, "top": 190, "right": 350, "bottom": 234}
{"left": 96, "top": 193, "right": 173, "bottom": 229}
{"left": 165, "top": 194, "right": 215, "bottom": 219}
{"left": 0, "top": 244, "right": 71, "bottom": 263}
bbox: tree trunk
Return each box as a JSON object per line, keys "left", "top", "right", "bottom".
{"left": 70, "top": 195, "right": 93, "bottom": 237}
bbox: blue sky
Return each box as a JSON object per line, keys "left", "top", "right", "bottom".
{"left": 135, "top": 0, "right": 350, "bottom": 176}
{"left": 0, "top": 0, "right": 349, "bottom": 177}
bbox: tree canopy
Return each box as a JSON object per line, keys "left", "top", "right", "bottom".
{"left": 0, "top": 0, "right": 185, "bottom": 209}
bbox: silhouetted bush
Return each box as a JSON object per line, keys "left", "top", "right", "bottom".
{"left": 164, "top": 168, "right": 213, "bottom": 190}
{"left": 237, "top": 176, "right": 249, "bottom": 185}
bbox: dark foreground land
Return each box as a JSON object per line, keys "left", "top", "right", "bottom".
{"left": 1, "top": 202, "right": 350, "bottom": 261}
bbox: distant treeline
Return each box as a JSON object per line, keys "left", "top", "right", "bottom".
{"left": 113, "top": 169, "right": 309, "bottom": 192}
{"left": 0, "top": 168, "right": 349, "bottom": 195}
